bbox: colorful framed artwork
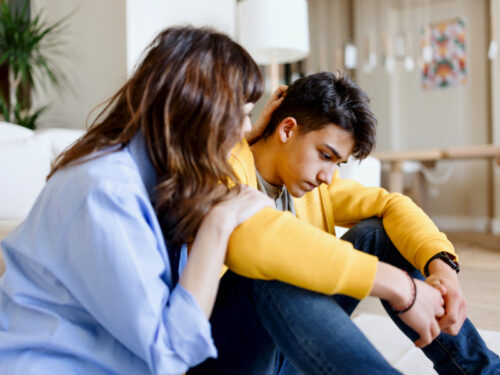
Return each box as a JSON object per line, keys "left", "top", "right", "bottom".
{"left": 420, "top": 17, "right": 466, "bottom": 90}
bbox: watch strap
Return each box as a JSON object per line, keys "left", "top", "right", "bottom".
{"left": 424, "top": 251, "right": 460, "bottom": 277}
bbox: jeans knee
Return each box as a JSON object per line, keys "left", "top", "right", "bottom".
{"left": 341, "top": 217, "right": 387, "bottom": 244}
{"left": 359, "top": 217, "right": 384, "bottom": 232}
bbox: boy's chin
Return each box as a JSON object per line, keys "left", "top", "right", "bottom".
{"left": 288, "top": 185, "right": 307, "bottom": 198}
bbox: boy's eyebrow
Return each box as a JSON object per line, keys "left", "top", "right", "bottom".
{"left": 324, "top": 144, "right": 344, "bottom": 161}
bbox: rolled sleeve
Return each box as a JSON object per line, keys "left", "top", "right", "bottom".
{"left": 156, "top": 284, "right": 217, "bottom": 367}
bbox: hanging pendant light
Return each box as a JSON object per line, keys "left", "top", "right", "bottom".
{"left": 403, "top": 0, "right": 415, "bottom": 71}
{"left": 488, "top": 41, "right": 498, "bottom": 60}
{"left": 381, "top": 0, "right": 394, "bottom": 74}
{"left": 404, "top": 54, "right": 416, "bottom": 71}
{"left": 422, "top": 26, "right": 433, "bottom": 63}
{"left": 421, "top": 0, "right": 433, "bottom": 63}
{"left": 344, "top": 41, "right": 357, "bottom": 69}
{"left": 488, "top": 0, "right": 498, "bottom": 60}
{"left": 362, "top": 0, "right": 377, "bottom": 74}
{"left": 404, "top": 33, "right": 415, "bottom": 71}
{"left": 382, "top": 32, "right": 395, "bottom": 73}
{"left": 362, "top": 35, "right": 375, "bottom": 73}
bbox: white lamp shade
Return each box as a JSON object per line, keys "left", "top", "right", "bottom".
{"left": 237, "top": 0, "right": 310, "bottom": 65}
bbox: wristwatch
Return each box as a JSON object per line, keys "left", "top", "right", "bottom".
{"left": 424, "top": 252, "right": 460, "bottom": 277}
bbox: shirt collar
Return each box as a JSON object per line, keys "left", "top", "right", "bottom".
{"left": 255, "top": 169, "right": 285, "bottom": 201}
{"left": 128, "top": 132, "right": 157, "bottom": 201}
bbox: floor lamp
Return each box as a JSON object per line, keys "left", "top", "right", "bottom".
{"left": 237, "top": 0, "right": 310, "bottom": 91}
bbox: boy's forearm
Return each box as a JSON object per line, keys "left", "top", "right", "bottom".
{"left": 225, "top": 207, "right": 378, "bottom": 299}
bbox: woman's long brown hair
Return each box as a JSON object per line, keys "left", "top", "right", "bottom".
{"left": 48, "top": 26, "right": 263, "bottom": 245}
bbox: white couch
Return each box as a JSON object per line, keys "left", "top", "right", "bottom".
{"left": 0, "top": 122, "right": 84, "bottom": 244}
{"left": 334, "top": 156, "right": 381, "bottom": 236}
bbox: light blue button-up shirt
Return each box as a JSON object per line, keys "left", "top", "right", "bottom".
{"left": 0, "top": 134, "right": 216, "bottom": 374}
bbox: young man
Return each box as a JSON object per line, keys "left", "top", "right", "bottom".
{"left": 190, "top": 73, "right": 500, "bottom": 374}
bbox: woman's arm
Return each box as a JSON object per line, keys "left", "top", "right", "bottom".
{"left": 179, "top": 186, "right": 274, "bottom": 317}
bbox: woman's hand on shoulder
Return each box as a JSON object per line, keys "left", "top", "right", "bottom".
{"left": 204, "top": 186, "right": 274, "bottom": 236}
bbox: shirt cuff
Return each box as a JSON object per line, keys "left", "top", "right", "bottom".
{"left": 163, "top": 283, "right": 217, "bottom": 366}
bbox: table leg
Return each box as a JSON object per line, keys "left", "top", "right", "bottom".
{"left": 388, "top": 162, "right": 404, "bottom": 193}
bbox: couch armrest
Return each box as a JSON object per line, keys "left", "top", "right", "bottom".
{"left": 335, "top": 156, "right": 381, "bottom": 237}
{"left": 34, "top": 128, "right": 85, "bottom": 160}
{"left": 337, "top": 156, "right": 381, "bottom": 188}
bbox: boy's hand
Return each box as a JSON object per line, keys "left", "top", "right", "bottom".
{"left": 426, "top": 258, "right": 467, "bottom": 335}
{"left": 399, "top": 279, "right": 445, "bottom": 348}
{"left": 246, "top": 85, "right": 287, "bottom": 144}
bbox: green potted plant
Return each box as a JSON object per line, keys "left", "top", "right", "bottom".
{"left": 0, "top": 0, "right": 70, "bottom": 129}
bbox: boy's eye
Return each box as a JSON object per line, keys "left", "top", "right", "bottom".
{"left": 320, "top": 152, "right": 332, "bottom": 160}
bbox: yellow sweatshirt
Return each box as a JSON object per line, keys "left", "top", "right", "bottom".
{"left": 225, "top": 140, "right": 456, "bottom": 300}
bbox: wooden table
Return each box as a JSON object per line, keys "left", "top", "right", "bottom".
{"left": 373, "top": 145, "right": 500, "bottom": 213}
{"left": 374, "top": 145, "right": 500, "bottom": 192}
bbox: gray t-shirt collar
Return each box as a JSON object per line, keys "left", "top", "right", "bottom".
{"left": 255, "top": 169, "right": 296, "bottom": 215}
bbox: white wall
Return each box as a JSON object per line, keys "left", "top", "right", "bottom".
{"left": 32, "top": 0, "right": 127, "bottom": 130}
{"left": 126, "top": 0, "right": 236, "bottom": 74}
{"left": 31, "top": 0, "right": 236, "bottom": 130}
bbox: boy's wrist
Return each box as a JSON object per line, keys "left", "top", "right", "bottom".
{"left": 372, "top": 263, "right": 413, "bottom": 307}
{"left": 388, "top": 271, "right": 417, "bottom": 314}
{"left": 424, "top": 252, "right": 459, "bottom": 277}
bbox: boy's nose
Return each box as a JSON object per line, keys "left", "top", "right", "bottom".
{"left": 317, "top": 166, "right": 335, "bottom": 185}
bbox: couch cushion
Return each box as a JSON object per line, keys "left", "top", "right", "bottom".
{"left": 0, "top": 121, "right": 33, "bottom": 142}
{"left": 0, "top": 133, "right": 52, "bottom": 220}
{"left": 35, "top": 128, "right": 84, "bottom": 160}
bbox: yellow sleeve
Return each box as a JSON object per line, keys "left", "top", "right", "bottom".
{"left": 226, "top": 208, "right": 378, "bottom": 299}
{"left": 329, "top": 170, "right": 457, "bottom": 274}
{"left": 225, "top": 141, "right": 378, "bottom": 299}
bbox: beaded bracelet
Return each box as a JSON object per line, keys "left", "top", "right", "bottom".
{"left": 388, "top": 271, "right": 417, "bottom": 315}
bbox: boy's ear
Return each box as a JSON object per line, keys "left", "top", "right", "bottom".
{"left": 277, "top": 117, "right": 298, "bottom": 143}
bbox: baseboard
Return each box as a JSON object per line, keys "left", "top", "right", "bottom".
{"left": 431, "top": 215, "right": 490, "bottom": 233}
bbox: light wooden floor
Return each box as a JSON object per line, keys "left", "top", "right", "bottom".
{"left": 355, "top": 231, "right": 500, "bottom": 331}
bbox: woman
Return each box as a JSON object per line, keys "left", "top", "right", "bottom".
{"left": 0, "top": 26, "right": 273, "bottom": 374}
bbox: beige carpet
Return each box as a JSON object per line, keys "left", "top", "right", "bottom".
{"left": 353, "top": 312, "right": 500, "bottom": 375}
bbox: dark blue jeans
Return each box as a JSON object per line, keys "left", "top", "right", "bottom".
{"left": 189, "top": 218, "right": 500, "bottom": 375}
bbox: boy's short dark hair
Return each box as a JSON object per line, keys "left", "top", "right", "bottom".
{"left": 262, "top": 72, "right": 377, "bottom": 159}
